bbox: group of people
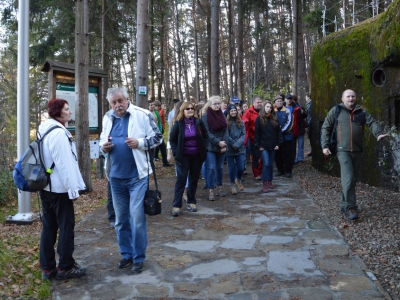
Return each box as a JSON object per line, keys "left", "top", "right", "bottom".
{"left": 37, "top": 87, "right": 387, "bottom": 282}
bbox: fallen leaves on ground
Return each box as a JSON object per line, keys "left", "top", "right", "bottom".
{"left": 296, "top": 161, "right": 400, "bottom": 299}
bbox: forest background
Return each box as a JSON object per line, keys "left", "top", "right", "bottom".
{"left": 0, "top": 0, "right": 395, "bottom": 203}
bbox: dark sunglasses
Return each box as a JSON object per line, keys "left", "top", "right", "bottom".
{"left": 185, "top": 107, "right": 194, "bottom": 111}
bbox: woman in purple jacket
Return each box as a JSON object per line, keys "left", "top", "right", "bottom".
{"left": 169, "top": 101, "right": 208, "bottom": 216}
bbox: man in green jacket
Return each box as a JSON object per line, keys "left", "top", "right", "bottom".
{"left": 321, "top": 89, "right": 388, "bottom": 220}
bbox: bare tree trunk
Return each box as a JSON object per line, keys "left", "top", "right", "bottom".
{"left": 297, "top": 4, "right": 307, "bottom": 103}
{"left": 292, "top": 0, "right": 298, "bottom": 95}
{"left": 136, "top": 0, "right": 150, "bottom": 108}
{"left": 174, "top": 0, "right": 184, "bottom": 101}
{"left": 75, "top": 0, "right": 92, "bottom": 191}
{"left": 149, "top": 0, "right": 155, "bottom": 101}
{"left": 192, "top": 0, "right": 200, "bottom": 103}
{"left": 158, "top": 7, "right": 165, "bottom": 102}
{"left": 227, "top": 0, "right": 234, "bottom": 99}
{"left": 182, "top": 46, "right": 191, "bottom": 100}
{"left": 237, "top": 0, "right": 244, "bottom": 101}
{"left": 162, "top": 20, "right": 172, "bottom": 103}
{"left": 206, "top": 9, "right": 212, "bottom": 98}
{"left": 210, "top": 0, "right": 220, "bottom": 96}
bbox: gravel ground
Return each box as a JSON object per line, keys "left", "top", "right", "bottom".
{"left": 295, "top": 160, "right": 400, "bottom": 299}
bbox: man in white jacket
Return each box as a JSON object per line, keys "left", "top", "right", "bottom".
{"left": 100, "top": 87, "right": 162, "bottom": 273}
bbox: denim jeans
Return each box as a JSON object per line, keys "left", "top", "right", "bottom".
{"left": 173, "top": 155, "right": 202, "bottom": 208}
{"left": 39, "top": 190, "right": 75, "bottom": 271}
{"left": 226, "top": 154, "right": 245, "bottom": 183}
{"left": 296, "top": 135, "right": 305, "bottom": 162}
{"left": 110, "top": 176, "right": 148, "bottom": 263}
{"left": 206, "top": 151, "right": 225, "bottom": 188}
{"left": 260, "top": 149, "right": 275, "bottom": 181}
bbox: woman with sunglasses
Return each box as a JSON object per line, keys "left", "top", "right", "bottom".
{"left": 202, "top": 96, "right": 229, "bottom": 201}
{"left": 169, "top": 101, "right": 208, "bottom": 216}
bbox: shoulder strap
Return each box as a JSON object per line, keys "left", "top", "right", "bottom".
{"left": 335, "top": 105, "right": 341, "bottom": 119}
{"left": 38, "top": 126, "right": 61, "bottom": 192}
{"left": 145, "top": 140, "right": 158, "bottom": 191}
{"left": 37, "top": 125, "right": 60, "bottom": 141}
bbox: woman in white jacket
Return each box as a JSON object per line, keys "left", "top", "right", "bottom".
{"left": 39, "top": 98, "right": 86, "bottom": 281}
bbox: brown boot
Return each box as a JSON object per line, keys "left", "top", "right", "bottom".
{"left": 262, "top": 181, "right": 269, "bottom": 193}
{"left": 208, "top": 189, "right": 215, "bottom": 201}
{"left": 267, "top": 181, "right": 275, "bottom": 189}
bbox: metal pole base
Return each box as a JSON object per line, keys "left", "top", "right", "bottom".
{"left": 6, "top": 212, "right": 38, "bottom": 225}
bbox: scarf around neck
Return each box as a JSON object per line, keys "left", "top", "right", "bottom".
{"left": 207, "top": 107, "right": 227, "bottom": 131}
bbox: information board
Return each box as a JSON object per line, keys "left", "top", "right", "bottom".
{"left": 56, "top": 83, "right": 99, "bottom": 130}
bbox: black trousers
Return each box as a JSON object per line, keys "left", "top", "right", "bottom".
{"left": 292, "top": 137, "right": 297, "bottom": 163}
{"left": 275, "top": 140, "right": 293, "bottom": 174}
{"left": 155, "top": 140, "right": 168, "bottom": 164}
{"left": 39, "top": 190, "right": 75, "bottom": 271}
{"left": 173, "top": 155, "right": 202, "bottom": 208}
{"left": 107, "top": 181, "right": 115, "bottom": 222}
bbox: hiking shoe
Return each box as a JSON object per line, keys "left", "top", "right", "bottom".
{"left": 110, "top": 221, "right": 115, "bottom": 228}
{"left": 172, "top": 207, "right": 180, "bottom": 216}
{"left": 217, "top": 186, "right": 226, "bottom": 197}
{"left": 163, "top": 163, "right": 173, "bottom": 167}
{"left": 254, "top": 176, "right": 262, "bottom": 181}
{"left": 231, "top": 184, "right": 238, "bottom": 195}
{"left": 132, "top": 262, "right": 144, "bottom": 273}
{"left": 187, "top": 203, "right": 197, "bottom": 212}
{"left": 341, "top": 207, "right": 359, "bottom": 220}
{"left": 42, "top": 268, "right": 57, "bottom": 281}
{"left": 262, "top": 181, "right": 269, "bottom": 193}
{"left": 202, "top": 183, "right": 208, "bottom": 190}
{"left": 235, "top": 178, "right": 244, "bottom": 191}
{"left": 275, "top": 172, "right": 283, "bottom": 176}
{"left": 118, "top": 257, "right": 133, "bottom": 268}
{"left": 56, "top": 263, "right": 86, "bottom": 280}
{"left": 208, "top": 189, "right": 215, "bottom": 201}
{"left": 285, "top": 173, "right": 292, "bottom": 178}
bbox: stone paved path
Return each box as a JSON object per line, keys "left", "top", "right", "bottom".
{"left": 51, "top": 161, "right": 389, "bottom": 300}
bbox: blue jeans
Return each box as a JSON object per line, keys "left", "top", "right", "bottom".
{"left": 261, "top": 149, "right": 275, "bottom": 181}
{"left": 110, "top": 176, "right": 148, "bottom": 263}
{"left": 296, "top": 135, "right": 305, "bottom": 162}
{"left": 206, "top": 151, "right": 225, "bottom": 188}
{"left": 226, "top": 154, "right": 245, "bottom": 183}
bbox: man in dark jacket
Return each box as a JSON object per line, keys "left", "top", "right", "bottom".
{"left": 321, "top": 89, "right": 388, "bottom": 220}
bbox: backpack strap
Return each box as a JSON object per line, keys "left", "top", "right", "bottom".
{"left": 38, "top": 126, "right": 60, "bottom": 192}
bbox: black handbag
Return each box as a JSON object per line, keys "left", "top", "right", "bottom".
{"left": 144, "top": 150, "right": 162, "bottom": 216}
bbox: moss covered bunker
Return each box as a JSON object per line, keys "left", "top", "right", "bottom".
{"left": 309, "top": 0, "right": 400, "bottom": 190}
